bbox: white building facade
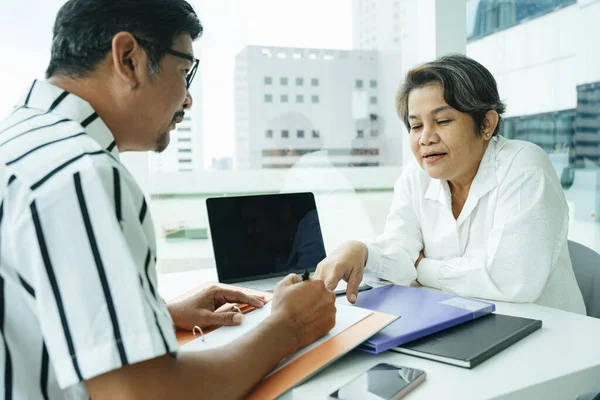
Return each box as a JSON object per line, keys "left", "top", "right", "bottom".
{"left": 234, "top": 46, "right": 386, "bottom": 170}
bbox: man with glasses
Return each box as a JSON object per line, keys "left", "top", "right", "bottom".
{"left": 0, "top": 0, "right": 335, "bottom": 399}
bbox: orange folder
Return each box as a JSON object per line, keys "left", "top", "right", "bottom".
{"left": 174, "top": 282, "right": 397, "bottom": 399}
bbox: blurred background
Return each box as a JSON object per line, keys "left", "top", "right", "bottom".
{"left": 1, "top": 0, "right": 599, "bottom": 276}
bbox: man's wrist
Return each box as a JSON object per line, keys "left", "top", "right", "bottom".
{"left": 263, "top": 312, "right": 298, "bottom": 357}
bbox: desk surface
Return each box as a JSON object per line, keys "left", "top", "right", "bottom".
{"left": 158, "top": 269, "right": 600, "bottom": 400}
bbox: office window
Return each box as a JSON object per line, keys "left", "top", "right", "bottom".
{"left": 178, "top": 148, "right": 192, "bottom": 153}
{"left": 311, "top": 95, "right": 319, "bottom": 104}
{"left": 266, "top": 129, "right": 273, "bottom": 138}
{"left": 296, "top": 77, "right": 304, "bottom": 86}
{"left": 177, "top": 127, "right": 192, "bottom": 132}
{"left": 312, "top": 130, "right": 320, "bottom": 138}
{"left": 264, "top": 76, "right": 272, "bottom": 85}
{"left": 179, "top": 168, "right": 193, "bottom": 172}
{"left": 178, "top": 159, "right": 192, "bottom": 163}
{"left": 501, "top": 109, "right": 575, "bottom": 155}
{"left": 369, "top": 79, "right": 377, "bottom": 88}
{"left": 296, "top": 94, "right": 304, "bottom": 103}
{"left": 297, "top": 130, "right": 305, "bottom": 138}
{"left": 281, "top": 130, "right": 289, "bottom": 138}
{"left": 370, "top": 129, "right": 379, "bottom": 137}
{"left": 178, "top": 137, "right": 192, "bottom": 143}
{"left": 357, "top": 130, "right": 364, "bottom": 138}
{"left": 264, "top": 94, "right": 273, "bottom": 102}
{"left": 467, "top": 0, "right": 576, "bottom": 42}
{"left": 280, "top": 77, "right": 288, "bottom": 86}
{"left": 369, "top": 96, "right": 378, "bottom": 105}
{"left": 281, "top": 94, "right": 289, "bottom": 103}
{"left": 311, "top": 78, "right": 319, "bottom": 87}
{"left": 356, "top": 79, "right": 363, "bottom": 89}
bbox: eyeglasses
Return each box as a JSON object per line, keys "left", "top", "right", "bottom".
{"left": 164, "top": 48, "right": 199, "bottom": 90}
{"left": 135, "top": 37, "right": 199, "bottom": 90}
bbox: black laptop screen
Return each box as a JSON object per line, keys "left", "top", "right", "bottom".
{"left": 206, "top": 193, "right": 327, "bottom": 283}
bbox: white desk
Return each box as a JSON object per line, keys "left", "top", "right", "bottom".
{"left": 158, "top": 269, "right": 600, "bottom": 400}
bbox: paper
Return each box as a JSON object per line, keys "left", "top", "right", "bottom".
{"left": 180, "top": 302, "right": 372, "bottom": 375}
{"left": 439, "top": 297, "right": 490, "bottom": 312}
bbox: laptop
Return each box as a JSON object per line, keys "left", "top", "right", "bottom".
{"left": 206, "top": 192, "right": 369, "bottom": 294}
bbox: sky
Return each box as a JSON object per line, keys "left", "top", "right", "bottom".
{"left": 0, "top": 0, "right": 353, "bottom": 163}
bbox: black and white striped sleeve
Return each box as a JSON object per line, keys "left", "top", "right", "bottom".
{"left": 11, "top": 160, "right": 177, "bottom": 389}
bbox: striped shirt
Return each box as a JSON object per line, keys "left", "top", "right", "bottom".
{"left": 0, "top": 80, "right": 178, "bottom": 399}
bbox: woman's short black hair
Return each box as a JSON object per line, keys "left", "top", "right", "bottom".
{"left": 46, "top": 0, "right": 203, "bottom": 79}
{"left": 396, "top": 54, "right": 506, "bottom": 137}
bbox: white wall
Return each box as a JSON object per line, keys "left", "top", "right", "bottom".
{"left": 577, "top": 0, "right": 600, "bottom": 85}
{"left": 467, "top": 4, "right": 580, "bottom": 116}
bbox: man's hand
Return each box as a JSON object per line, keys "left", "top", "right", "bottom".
{"left": 269, "top": 274, "right": 336, "bottom": 353}
{"left": 167, "top": 286, "right": 265, "bottom": 331}
{"left": 313, "top": 240, "right": 368, "bottom": 304}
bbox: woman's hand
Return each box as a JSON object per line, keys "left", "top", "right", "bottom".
{"left": 313, "top": 240, "right": 368, "bottom": 304}
{"left": 415, "top": 250, "right": 425, "bottom": 269}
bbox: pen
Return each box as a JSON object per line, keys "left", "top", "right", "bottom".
{"left": 302, "top": 269, "right": 310, "bottom": 281}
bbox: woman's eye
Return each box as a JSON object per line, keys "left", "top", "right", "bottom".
{"left": 437, "top": 120, "right": 451, "bottom": 125}
{"left": 410, "top": 125, "right": 422, "bottom": 131}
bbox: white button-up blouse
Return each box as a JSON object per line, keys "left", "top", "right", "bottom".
{"left": 365, "top": 136, "right": 586, "bottom": 315}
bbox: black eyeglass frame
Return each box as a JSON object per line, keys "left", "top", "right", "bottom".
{"left": 135, "top": 37, "right": 199, "bottom": 90}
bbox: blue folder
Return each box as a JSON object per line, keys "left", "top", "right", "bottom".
{"left": 354, "top": 285, "right": 495, "bottom": 354}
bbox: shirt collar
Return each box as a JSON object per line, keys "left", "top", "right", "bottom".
{"left": 14, "top": 80, "right": 120, "bottom": 161}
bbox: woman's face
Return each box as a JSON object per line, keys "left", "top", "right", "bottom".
{"left": 407, "top": 84, "right": 492, "bottom": 186}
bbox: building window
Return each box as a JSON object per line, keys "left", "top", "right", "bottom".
{"left": 265, "top": 94, "right": 273, "bottom": 103}
{"left": 281, "top": 130, "right": 289, "bottom": 138}
{"left": 297, "top": 130, "right": 305, "bottom": 138}
{"left": 369, "top": 79, "right": 377, "bottom": 88}
{"left": 178, "top": 127, "right": 192, "bottom": 131}
{"left": 178, "top": 159, "right": 192, "bottom": 163}
{"left": 280, "top": 77, "right": 288, "bottom": 86}
{"left": 178, "top": 148, "right": 192, "bottom": 153}
{"left": 371, "top": 129, "right": 379, "bottom": 137}
{"left": 369, "top": 96, "right": 378, "bottom": 105}
{"left": 296, "top": 77, "right": 304, "bottom": 86}
{"left": 356, "top": 79, "right": 364, "bottom": 89}
{"left": 311, "top": 95, "right": 319, "bottom": 104}
{"left": 311, "top": 78, "right": 319, "bottom": 87}
{"left": 178, "top": 138, "right": 192, "bottom": 143}
{"left": 281, "top": 94, "right": 288, "bottom": 103}
{"left": 296, "top": 94, "right": 304, "bottom": 103}
{"left": 467, "top": 0, "right": 576, "bottom": 42}
{"left": 357, "top": 130, "right": 364, "bottom": 138}
{"left": 264, "top": 76, "right": 272, "bottom": 85}
{"left": 266, "top": 129, "right": 273, "bottom": 138}
{"left": 312, "top": 130, "right": 320, "bottom": 138}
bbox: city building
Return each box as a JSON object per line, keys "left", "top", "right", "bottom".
{"left": 234, "top": 46, "right": 385, "bottom": 170}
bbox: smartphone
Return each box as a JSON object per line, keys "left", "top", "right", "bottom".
{"left": 328, "top": 363, "right": 426, "bottom": 400}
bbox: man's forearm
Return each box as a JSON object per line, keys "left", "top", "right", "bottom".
{"left": 86, "top": 316, "right": 296, "bottom": 399}
{"left": 171, "top": 316, "right": 296, "bottom": 398}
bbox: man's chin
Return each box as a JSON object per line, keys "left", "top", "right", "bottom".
{"left": 155, "top": 131, "right": 170, "bottom": 153}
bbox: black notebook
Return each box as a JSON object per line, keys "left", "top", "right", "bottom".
{"left": 392, "top": 313, "right": 542, "bottom": 368}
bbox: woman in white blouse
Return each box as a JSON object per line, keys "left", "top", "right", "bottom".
{"left": 315, "top": 54, "right": 586, "bottom": 315}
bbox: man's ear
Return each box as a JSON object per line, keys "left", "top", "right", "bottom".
{"left": 482, "top": 110, "right": 499, "bottom": 140}
{"left": 110, "top": 32, "right": 145, "bottom": 89}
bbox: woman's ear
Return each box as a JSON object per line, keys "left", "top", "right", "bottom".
{"left": 482, "top": 110, "right": 500, "bottom": 140}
